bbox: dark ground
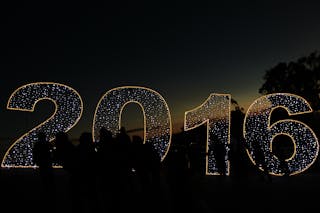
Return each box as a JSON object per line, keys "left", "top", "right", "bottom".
{"left": 1, "top": 167, "right": 320, "bottom": 213}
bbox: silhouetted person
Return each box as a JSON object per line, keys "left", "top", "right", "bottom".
{"left": 96, "top": 127, "right": 113, "bottom": 155}
{"left": 272, "top": 135, "right": 292, "bottom": 179}
{"left": 33, "top": 132, "right": 54, "bottom": 186}
{"left": 33, "top": 131, "right": 55, "bottom": 212}
{"left": 73, "top": 132, "right": 99, "bottom": 213}
{"left": 251, "top": 141, "right": 272, "bottom": 183}
{"left": 145, "top": 142, "right": 162, "bottom": 197}
{"left": 229, "top": 104, "right": 249, "bottom": 181}
{"left": 130, "top": 135, "right": 149, "bottom": 212}
{"left": 131, "top": 135, "right": 144, "bottom": 170}
{"left": 53, "top": 132, "right": 76, "bottom": 173}
{"left": 53, "top": 132, "right": 79, "bottom": 213}
{"left": 96, "top": 127, "right": 116, "bottom": 212}
{"left": 165, "top": 144, "right": 190, "bottom": 212}
{"left": 117, "top": 126, "right": 132, "bottom": 147}
{"left": 229, "top": 137, "right": 250, "bottom": 184}
{"left": 115, "top": 127, "right": 132, "bottom": 177}
{"left": 96, "top": 127, "right": 114, "bottom": 163}
{"left": 279, "top": 157, "right": 290, "bottom": 179}
{"left": 131, "top": 135, "right": 145, "bottom": 187}
{"left": 113, "top": 127, "right": 134, "bottom": 210}
{"left": 96, "top": 127, "right": 114, "bottom": 171}
{"left": 188, "top": 142, "right": 202, "bottom": 176}
{"left": 211, "top": 135, "right": 227, "bottom": 176}
{"left": 98, "top": 126, "right": 133, "bottom": 212}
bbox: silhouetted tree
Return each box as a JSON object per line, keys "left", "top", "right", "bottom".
{"left": 259, "top": 50, "right": 320, "bottom": 110}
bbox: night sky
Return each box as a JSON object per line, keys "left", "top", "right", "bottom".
{"left": 1, "top": 0, "right": 320, "bottom": 143}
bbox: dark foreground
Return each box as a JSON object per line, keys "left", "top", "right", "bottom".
{"left": 1, "top": 168, "right": 320, "bottom": 213}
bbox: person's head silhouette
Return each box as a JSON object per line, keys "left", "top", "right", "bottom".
{"left": 79, "top": 132, "right": 92, "bottom": 146}
{"left": 37, "top": 132, "right": 47, "bottom": 142}
{"left": 99, "top": 127, "right": 113, "bottom": 142}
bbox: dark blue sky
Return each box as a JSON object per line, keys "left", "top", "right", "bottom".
{"left": 1, "top": 1, "right": 320, "bottom": 140}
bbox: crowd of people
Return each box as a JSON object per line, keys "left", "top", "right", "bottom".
{"left": 32, "top": 127, "right": 171, "bottom": 213}
{"left": 32, "top": 125, "right": 291, "bottom": 213}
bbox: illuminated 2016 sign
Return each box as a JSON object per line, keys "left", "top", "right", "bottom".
{"left": 1, "top": 82, "right": 319, "bottom": 177}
